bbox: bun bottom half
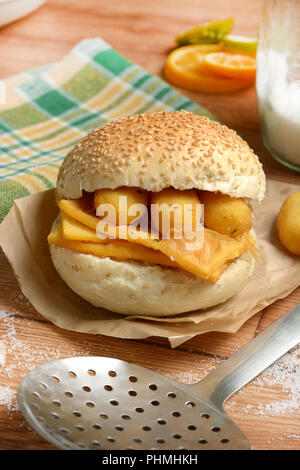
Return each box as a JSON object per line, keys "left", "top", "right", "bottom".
{"left": 49, "top": 243, "right": 255, "bottom": 317}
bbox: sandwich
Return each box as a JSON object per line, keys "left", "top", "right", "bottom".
{"left": 48, "top": 110, "right": 265, "bottom": 317}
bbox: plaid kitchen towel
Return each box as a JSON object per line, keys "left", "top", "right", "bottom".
{"left": 0, "top": 38, "right": 215, "bottom": 221}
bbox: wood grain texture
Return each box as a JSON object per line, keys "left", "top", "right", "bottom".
{"left": 0, "top": 0, "right": 299, "bottom": 451}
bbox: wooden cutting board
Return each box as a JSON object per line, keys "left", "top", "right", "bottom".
{"left": 0, "top": 0, "right": 299, "bottom": 450}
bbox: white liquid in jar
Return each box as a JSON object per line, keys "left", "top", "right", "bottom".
{"left": 256, "top": 49, "right": 300, "bottom": 166}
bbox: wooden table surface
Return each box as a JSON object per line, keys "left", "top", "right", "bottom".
{"left": 0, "top": 0, "right": 299, "bottom": 451}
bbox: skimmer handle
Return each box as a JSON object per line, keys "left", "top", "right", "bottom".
{"left": 192, "top": 303, "right": 300, "bottom": 411}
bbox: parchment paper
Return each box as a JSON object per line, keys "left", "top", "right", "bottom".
{"left": 0, "top": 179, "right": 299, "bottom": 347}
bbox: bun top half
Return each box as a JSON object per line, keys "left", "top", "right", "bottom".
{"left": 57, "top": 110, "right": 265, "bottom": 201}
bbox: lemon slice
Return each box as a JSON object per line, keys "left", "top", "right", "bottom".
{"left": 175, "top": 18, "right": 234, "bottom": 46}
{"left": 223, "top": 35, "right": 258, "bottom": 55}
{"left": 164, "top": 45, "right": 254, "bottom": 94}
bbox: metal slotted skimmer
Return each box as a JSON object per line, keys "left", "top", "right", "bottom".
{"left": 18, "top": 304, "right": 300, "bottom": 450}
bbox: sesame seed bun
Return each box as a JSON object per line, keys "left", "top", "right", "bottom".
{"left": 57, "top": 110, "right": 265, "bottom": 201}
{"left": 49, "top": 243, "right": 255, "bottom": 317}
{"left": 52, "top": 111, "right": 265, "bottom": 317}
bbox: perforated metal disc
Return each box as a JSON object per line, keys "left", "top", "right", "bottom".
{"left": 18, "top": 357, "right": 250, "bottom": 450}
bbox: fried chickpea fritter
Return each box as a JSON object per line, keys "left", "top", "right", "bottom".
{"left": 277, "top": 191, "right": 300, "bottom": 255}
{"left": 94, "top": 187, "right": 148, "bottom": 225}
{"left": 201, "top": 191, "right": 252, "bottom": 237}
{"left": 151, "top": 188, "right": 201, "bottom": 237}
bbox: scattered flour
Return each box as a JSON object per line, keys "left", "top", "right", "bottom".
{"left": 0, "top": 342, "right": 6, "bottom": 367}
{"left": 0, "top": 307, "right": 92, "bottom": 414}
{"left": 0, "top": 386, "right": 16, "bottom": 411}
{"left": 0, "top": 310, "right": 9, "bottom": 320}
{"left": 252, "top": 345, "right": 299, "bottom": 416}
{"left": 225, "top": 345, "right": 300, "bottom": 417}
{"left": 168, "top": 358, "right": 223, "bottom": 384}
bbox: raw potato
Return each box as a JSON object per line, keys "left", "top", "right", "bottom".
{"left": 201, "top": 191, "right": 252, "bottom": 236}
{"left": 276, "top": 191, "right": 300, "bottom": 255}
{"left": 150, "top": 188, "right": 201, "bottom": 237}
{"left": 94, "top": 186, "right": 148, "bottom": 225}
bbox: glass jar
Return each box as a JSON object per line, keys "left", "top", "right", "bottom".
{"left": 256, "top": 0, "right": 300, "bottom": 172}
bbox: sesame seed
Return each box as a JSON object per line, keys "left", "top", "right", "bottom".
{"left": 57, "top": 110, "right": 264, "bottom": 199}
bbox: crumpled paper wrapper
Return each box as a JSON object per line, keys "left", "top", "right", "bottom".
{"left": 0, "top": 179, "right": 299, "bottom": 347}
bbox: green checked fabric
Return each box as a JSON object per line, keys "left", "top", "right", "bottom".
{"left": 0, "top": 38, "right": 215, "bottom": 221}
